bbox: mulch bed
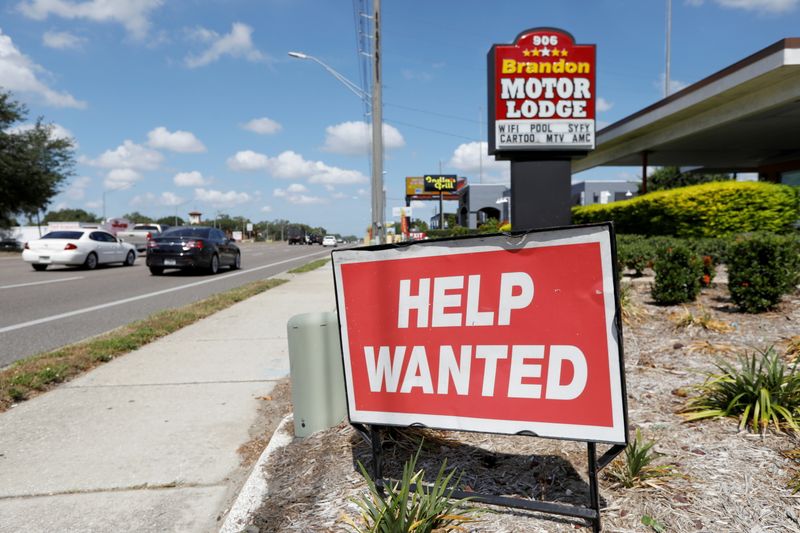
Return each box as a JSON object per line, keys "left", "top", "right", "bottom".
{"left": 250, "top": 279, "right": 800, "bottom": 532}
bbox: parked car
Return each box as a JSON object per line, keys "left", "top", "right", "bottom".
{"left": 146, "top": 226, "right": 240, "bottom": 275}
{"left": 117, "top": 223, "right": 168, "bottom": 252}
{"left": 322, "top": 235, "right": 338, "bottom": 247}
{"left": 22, "top": 230, "right": 137, "bottom": 271}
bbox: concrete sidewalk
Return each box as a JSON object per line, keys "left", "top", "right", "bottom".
{"left": 0, "top": 263, "right": 336, "bottom": 533}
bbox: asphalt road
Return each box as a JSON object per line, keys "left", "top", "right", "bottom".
{"left": 0, "top": 242, "right": 332, "bottom": 368}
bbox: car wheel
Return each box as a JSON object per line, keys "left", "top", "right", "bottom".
{"left": 32, "top": 264, "right": 47, "bottom": 271}
{"left": 208, "top": 254, "right": 219, "bottom": 275}
{"left": 84, "top": 252, "right": 98, "bottom": 270}
{"left": 149, "top": 266, "right": 164, "bottom": 276}
{"left": 231, "top": 252, "right": 241, "bottom": 270}
{"left": 124, "top": 251, "right": 135, "bottom": 266}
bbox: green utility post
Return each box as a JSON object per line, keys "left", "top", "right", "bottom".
{"left": 287, "top": 311, "right": 347, "bottom": 437}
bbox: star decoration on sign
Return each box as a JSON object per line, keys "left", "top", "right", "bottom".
{"left": 540, "top": 47, "right": 551, "bottom": 57}
{"left": 552, "top": 49, "right": 561, "bottom": 57}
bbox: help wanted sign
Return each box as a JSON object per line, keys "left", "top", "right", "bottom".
{"left": 332, "top": 224, "right": 627, "bottom": 444}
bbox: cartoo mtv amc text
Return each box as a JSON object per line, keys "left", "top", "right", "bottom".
{"left": 333, "top": 229, "right": 626, "bottom": 444}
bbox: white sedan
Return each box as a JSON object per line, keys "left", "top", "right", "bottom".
{"left": 22, "top": 229, "right": 137, "bottom": 271}
{"left": 322, "top": 235, "right": 338, "bottom": 247}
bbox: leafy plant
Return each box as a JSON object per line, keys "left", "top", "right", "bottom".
{"left": 682, "top": 347, "right": 800, "bottom": 434}
{"left": 619, "top": 282, "right": 644, "bottom": 324}
{"left": 726, "top": 234, "right": 800, "bottom": 313}
{"left": 606, "top": 429, "right": 673, "bottom": 488}
{"left": 651, "top": 244, "right": 702, "bottom": 305}
{"left": 344, "top": 447, "right": 479, "bottom": 533}
{"left": 642, "top": 514, "right": 667, "bottom": 533}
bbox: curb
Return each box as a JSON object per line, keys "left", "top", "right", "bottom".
{"left": 219, "top": 414, "right": 295, "bottom": 533}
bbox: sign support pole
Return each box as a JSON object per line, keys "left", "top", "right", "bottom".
{"left": 510, "top": 159, "right": 573, "bottom": 230}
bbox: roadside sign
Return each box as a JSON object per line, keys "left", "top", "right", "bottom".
{"left": 423, "top": 174, "right": 458, "bottom": 193}
{"left": 488, "top": 27, "right": 596, "bottom": 155}
{"left": 332, "top": 224, "right": 627, "bottom": 444}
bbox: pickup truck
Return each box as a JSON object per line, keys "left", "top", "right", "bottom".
{"left": 118, "top": 223, "right": 168, "bottom": 252}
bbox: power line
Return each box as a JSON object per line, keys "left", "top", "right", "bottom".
{"left": 384, "top": 118, "right": 477, "bottom": 141}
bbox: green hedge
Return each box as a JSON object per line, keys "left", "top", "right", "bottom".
{"left": 573, "top": 181, "right": 800, "bottom": 237}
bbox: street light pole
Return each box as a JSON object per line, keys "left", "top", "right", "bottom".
{"left": 288, "top": 1, "right": 385, "bottom": 244}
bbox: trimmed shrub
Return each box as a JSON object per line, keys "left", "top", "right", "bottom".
{"left": 651, "top": 244, "right": 702, "bottom": 305}
{"left": 573, "top": 181, "right": 800, "bottom": 237}
{"left": 726, "top": 233, "right": 800, "bottom": 313}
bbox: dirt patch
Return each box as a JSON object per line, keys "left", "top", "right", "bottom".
{"left": 250, "top": 281, "right": 800, "bottom": 532}
{"left": 237, "top": 379, "right": 293, "bottom": 467}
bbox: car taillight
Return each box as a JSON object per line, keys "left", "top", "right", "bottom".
{"left": 184, "top": 240, "right": 203, "bottom": 250}
{"left": 64, "top": 243, "right": 78, "bottom": 250}
{"left": 147, "top": 240, "right": 158, "bottom": 249}
{"left": 146, "top": 232, "right": 152, "bottom": 240}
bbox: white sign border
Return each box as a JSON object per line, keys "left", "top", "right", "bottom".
{"left": 332, "top": 224, "right": 627, "bottom": 445}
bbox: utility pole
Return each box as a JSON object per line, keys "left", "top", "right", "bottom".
{"left": 665, "top": 0, "right": 672, "bottom": 97}
{"left": 371, "top": 0, "right": 384, "bottom": 244}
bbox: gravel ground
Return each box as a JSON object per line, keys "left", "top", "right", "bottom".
{"left": 248, "top": 277, "right": 800, "bottom": 533}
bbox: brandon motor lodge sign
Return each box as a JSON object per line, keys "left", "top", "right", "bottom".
{"left": 332, "top": 225, "right": 627, "bottom": 444}
{"left": 488, "top": 28, "right": 596, "bottom": 154}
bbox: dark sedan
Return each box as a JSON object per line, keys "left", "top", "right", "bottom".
{"left": 146, "top": 226, "right": 240, "bottom": 275}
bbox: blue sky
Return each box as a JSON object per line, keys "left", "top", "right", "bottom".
{"left": 2, "top": 0, "right": 798, "bottom": 236}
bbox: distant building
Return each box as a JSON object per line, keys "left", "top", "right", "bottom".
{"left": 571, "top": 181, "right": 639, "bottom": 206}
{"left": 188, "top": 211, "right": 202, "bottom": 225}
{"left": 457, "top": 184, "right": 509, "bottom": 229}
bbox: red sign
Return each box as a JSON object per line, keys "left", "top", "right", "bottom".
{"left": 332, "top": 225, "right": 626, "bottom": 444}
{"left": 488, "top": 28, "right": 596, "bottom": 154}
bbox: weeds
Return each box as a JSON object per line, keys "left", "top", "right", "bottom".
{"left": 288, "top": 258, "right": 330, "bottom": 274}
{"left": 670, "top": 305, "right": 734, "bottom": 333}
{"left": 606, "top": 429, "right": 674, "bottom": 488}
{"left": 343, "top": 446, "right": 479, "bottom": 533}
{"left": 619, "top": 282, "right": 645, "bottom": 324}
{"left": 682, "top": 347, "right": 800, "bottom": 434}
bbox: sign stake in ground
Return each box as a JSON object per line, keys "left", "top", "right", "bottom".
{"left": 333, "top": 224, "right": 628, "bottom": 532}
{"left": 488, "top": 27, "right": 596, "bottom": 230}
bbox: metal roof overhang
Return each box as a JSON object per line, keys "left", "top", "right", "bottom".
{"left": 572, "top": 38, "right": 800, "bottom": 174}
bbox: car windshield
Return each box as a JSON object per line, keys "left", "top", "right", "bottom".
{"left": 160, "top": 228, "right": 210, "bottom": 238}
{"left": 42, "top": 231, "right": 84, "bottom": 239}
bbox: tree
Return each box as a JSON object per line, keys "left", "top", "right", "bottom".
{"left": 0, "top": 91, "right": 75, "bottom": 228}
{"left": 156, "top": 215, "right": 183, "bottom": 226}
{"left": 122, "top": 212, "right": 153, "bottom": 223}
{"left": 647, "top": 166, "right": 732, "bottom": 192}
{"left": 43, "top": 208, "right": 100, "bottom": 224}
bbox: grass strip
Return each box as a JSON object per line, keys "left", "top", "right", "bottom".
{"left": 0, "top": 277, "right": 287, "bottom": 412}
{"left": 288, "top": 258, "right": 330, "bottom": 274}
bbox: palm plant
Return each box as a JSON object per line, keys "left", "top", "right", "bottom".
{"left": 607, "top": 429, "right": 673, "bottom": 488}
{"left": 682, "top": 347, "right": 800, "bottom": 434}
{"left": 343, "top": 447, "right": 479, "bottom": 533}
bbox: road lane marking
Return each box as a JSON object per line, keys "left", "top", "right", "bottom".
{"left": 0, "top": 276, "right": 85, "bottom": 290}
{"left": 0, "top": 250, "right": 329, "bottom": 334}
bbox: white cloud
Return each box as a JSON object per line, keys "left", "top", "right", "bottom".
{"left": 173, "top": 170, "right": 208, "bottom": 187}
{"left": 158, "top": 191, "right": 185, "bottom": 207}
{"left": 227, "top": 150, "right": 270, "bottom": 171}
{"left": 260, "top": 205, "right": 272, "bottom": 213}
{"left": 9, "top": 122, "right": 78, "bottom": 147}
{"left": 0, "top": 29, "right": 86, "bottom": 108}
{"left": 194, "top": 187, "right": 252, "bottom": 208}
{"left": 596, "top": 97, "right": 613, "bottom": 113}
{"left": 147, "top": 127, "right": 205, "bottom": 153}
{"left": 42, "top": 30, "right": 85, "bottom": 49}
{"left": 228, "top": 149, "right": 368, "bottom": 185}
{"left": 88, "top": 140, "right": 163, "bottom": 170}
{"left": 448, "top": 141, "right": 510, "bottom": 184}
{"left": 287, "top": 194, "right": 327, "bottom": 205}
{"left": 185, "top": 22, "right": 267, "bottom": 68}
{"left": 85, "top": 200, "right": 101, "bottom": 209}
{"left": 241, "top": 117, "right": 282, "bottom": 135}
{"left": 273, "top": 187, "right": 327, "bottom": 205}
{"left": 322, "top": 121, "right": 405, "bottom": 155}
{"left": 331, "top": 191, "right": 347, "bottom": 200}
{"left": 656, "top": 74, "right": 689, "bottom": 95}
{"left": 104, "top": 168, "right": 142, "bottom": 190}
{"left": 17, "top": 0, "right": 163, "bottom": 39}
{"left": 287, "top": 183, "right": 308, "bottom": 193}
{"left": 688, "top": 0, "right": 797, "bottom": 12}
{"left": 64, "top": 175, "right": 90, "bottom": 200}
